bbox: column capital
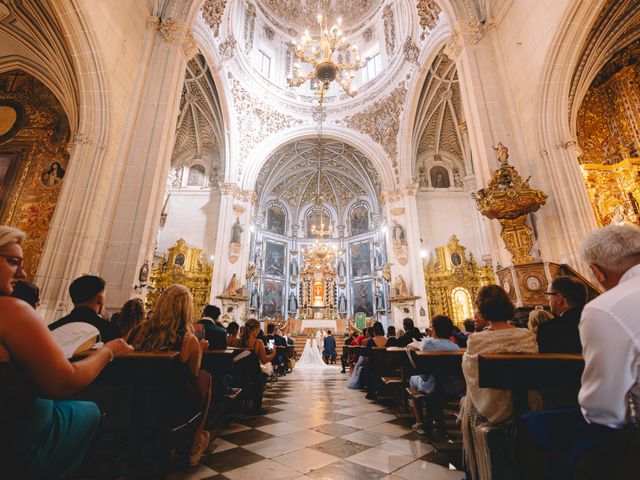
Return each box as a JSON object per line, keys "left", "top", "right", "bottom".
{"left": 157, "top": 17, "right": 189, "bottom": 44}
{"left": 443, "top": 19, "right": 485, "bottom": 60}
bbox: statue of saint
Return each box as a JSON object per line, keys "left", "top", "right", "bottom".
{"left": 375, "top": 288, "right": 385, "bottom": 311}
{"left": 246, "top": 262, "right": 256, "bottom": 280}
{"left": 338, "top": 292, "right": 347, "bottom": 312}
{"left": 250, "top": 284, "right": 260, "bottom": 309}
{"left": 290, "top": 257, "right": 299, "bottom": 277}
{"left": 381, "top": 265, "right": 391, "bottom": 283}
{"left": 288, "top": 291, "right": 298, "bottom": 312}
{"left": 418, "top": 165, "right": 428, "bottom": 189}
{"left": 254, "top": 247, "right": 262, "bottom": 266}
{"left": 223, "top": 273, "right": 239, "bottom": 296}
{"left": 394, "top": 274, "right": 409, "bottom": 297}
{"left": 337, "top": 258, "right": 346, "bottom": 278}
{"left": 230, "top": 218, "right": 243, "bottom": 245}
{"left": 493, "top": 142, "right": 509, "bottom": 165}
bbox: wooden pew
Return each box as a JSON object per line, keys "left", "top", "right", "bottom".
{"left": 478, "top": 353, "right": 584, "bottom": 416}
{"left": 72, "top": 352, "right": 202, "bottom": 476}
{"left": 368, "top": 347, "right": 407, "bottom": 401}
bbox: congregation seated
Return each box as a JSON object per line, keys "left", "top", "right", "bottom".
{"left": 0, "top": 226, "right": 133, "bottom": 478}
{"left": 11, "top": 280, "right": 39, "bottom": 308}
{"left": 226, "top": 321, "right": 240, "bottom": 346}
{"left": 113, "top": 297, "right": 145, "bottom": 341}
{"left": 366, "top": 321, "right": 387, "bottom": 349}
{"left": 386, "top": 325, "right": 399, "bottom": 347}
{"left": 408, "top": 315, "right": 462, "bottom": 435}
{"left": 527, "top": 307, "right": 554, "bottom": 335}
{"left": 49, "top": 275, "right": 121, "bottom": 342}
{"left": 473, "top": 310, "right": 489, "bottom": 332}
{"left": 235, "top": 318, "right": 276, "bottom": 415}
{"left": 129, "top": 284, "right": 211, "bottom": 466}
{"left": 197, "top": 304, "right": 227, "bottom": 350}
{"left": 396, "top": 317, "right": 423, "bottom": 347}
{"left": 341, "top": 331, "right": 358, "bottom": 373}
{"left": 524, "top": 225, "right": 640, "bottom": 479}
{"left": 322, "top": 330, "right": 337, "bottom": 363}
{"left": 537, "top": 276, "right": 586, "bottom": 354}
{"left": 461, "top": 284, "right": 538, "bottom": 480}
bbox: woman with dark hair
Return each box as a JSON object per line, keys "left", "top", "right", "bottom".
{"left": 461, "top": 285, "right": 537, "bottom": 480}
{"left": 115, "top": 298, "right": 145, "bottom": 341}
{"left": 236, "top": 319, "right": 275, "bottom": 414}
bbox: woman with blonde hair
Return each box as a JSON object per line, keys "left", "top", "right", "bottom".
{"left": 0, "top": 226, "right": 133, "bottom": 478}
{"left": 129, "top": 284, "right": 211, "bottom": 466}
{"left": 528, "top": 307, "right": 554, "bottom": 335}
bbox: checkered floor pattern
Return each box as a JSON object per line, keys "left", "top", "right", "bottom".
{"left": 168, "top": 366, "right": 464, "bottom": 480}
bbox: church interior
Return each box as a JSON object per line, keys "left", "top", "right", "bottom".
{"left": 1, "top": 0, "right": 640, "bottom": 478}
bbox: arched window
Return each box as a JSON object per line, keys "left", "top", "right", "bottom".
{"left": 451, "top": 287, "right": 473, "bottom": 325}
{"left": 187, "top": 164, "right": 205, "bottom": 186}
{"left": 430, "top": 166, "right": 450, "bottom": 188}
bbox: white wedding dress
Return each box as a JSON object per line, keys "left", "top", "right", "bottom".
{"left": 296, "top": 338, "right": 330, "bottom": 369}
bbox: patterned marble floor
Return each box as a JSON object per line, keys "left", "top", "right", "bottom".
{"left": 169, "top": 366, "right": 464, "bottom": 480}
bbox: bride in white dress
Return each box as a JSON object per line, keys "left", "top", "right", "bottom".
{"left": 296, "top": 337, "right": 329, "bottom": 369}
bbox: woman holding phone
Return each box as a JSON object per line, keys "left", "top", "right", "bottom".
{"left": 129, "top": 284, "right": 212, "bottom": 466}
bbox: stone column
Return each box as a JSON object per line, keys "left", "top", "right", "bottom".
{"left": 100, "top": 18, "right": 195, "bottom": 310}
{"left": 382, "top": 185, "right": 429, "bottom": 328}
{"left": 210, "top": 184, "right": 255, "bottom": 312}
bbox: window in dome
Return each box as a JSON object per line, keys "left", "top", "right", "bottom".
{"left": 258, "top": 50, "right": 272, "bottom": 78}
{"left": 363, "top": 52, "right": 381, "bottom": 82}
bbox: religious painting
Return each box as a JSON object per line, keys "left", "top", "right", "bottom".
{"left": 262, "top": 280, "right": 283, "bottom": 317}
{"left": 264, "top": 241, "right": 286, "bottom": 277}
{"left": 0, "top": 99, "right": 24, "bottom": 143}
{"left": 187, "top": 164, "right": 205, "bottom": 186}
{"left": 40, "top": 161, "right": 65, "bottom": 187}
{"left": 352, "top": 280, "right": 374, "bottom": 317}
{"left": 350, "top": 204, "right": 369, "bottom": 236}
{"left": 267, "top": 204, "right": 286, "bottom": 235}
{"left": 350, "top": 241, "right": 372, "bottom": 277}
{"left": 430, "top": 166, "right": 450, "bottom": 188}
{"left": 0, "top": 153, "right": 18, "bottom": 211}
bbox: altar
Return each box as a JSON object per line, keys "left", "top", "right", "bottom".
{"left": 301, "top": 319, "right": 337, "bottom": 330}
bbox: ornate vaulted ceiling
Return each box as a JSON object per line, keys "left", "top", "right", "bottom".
{"left": 256, "top": 139, "right": 380, "bottom": 216}
{"left": 172, "top": 53, "right": 224, "bottom": 171}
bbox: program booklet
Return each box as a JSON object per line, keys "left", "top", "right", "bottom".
{"left": 50, "top": 322, "right": 100, "bottom": 358}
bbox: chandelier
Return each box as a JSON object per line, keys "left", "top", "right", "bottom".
{"left": 286, "top": 2, "right": 364, "bottom": 104}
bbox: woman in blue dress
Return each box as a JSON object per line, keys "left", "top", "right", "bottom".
{"left": 0, "top": 226, "right": 133, "bottom": 478}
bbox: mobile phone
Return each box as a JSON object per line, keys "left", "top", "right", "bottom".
{"left": 194, "top": 324, "right": 205, "bottom": 340}
{"left": 268, "top": 339, "right": 275, "bottom": 349}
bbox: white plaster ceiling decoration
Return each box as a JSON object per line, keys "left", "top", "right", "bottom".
{"left": 413, "top": 50, "right": 466, "bottom": 163}
{"left": 172, "top": 54, "right": 224, "bottom": 171}
{"left": 201, "top": 0, "right": 228, "bottom": 37}
{"left": 256, "top": 139, "right": 380, "bottom": 218}
{"left": 257, "top": 0, "right": 380, "bottom": 36}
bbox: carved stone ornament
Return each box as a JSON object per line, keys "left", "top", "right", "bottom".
{"left": 363, "top": 27, "right": 374, "bottom": 42}
{"left": 444, "top": 20, "right": 484, "bottom": 60}
{"left": 403, "top": 36, "right": 420, "bottom": 64}
{"left": 228, "top": 73, "right": 301, "bottom": 175}
{"left": 382, "top": 5, "right": 396, "bottom": 56}
{"left": 416, "top": 0, "right": 441, "bottom": 39}
{"left": 182, "top": 31, "right": 198, "bottom": 60}
{"left": 263, "top": 25, "right": 275, "bottom": 40}
{"left": 228, "top": 243, "right": 241, "bottom": 264}
{"left": 219, "top": 35, "right": 237, "bottom": 60}
{"left": 158, "top": 18, "right": 185, "bottom": 43}
{"left": 345, "top": 83, "right": 406, "bottom": 179}
{"left": 244, "top": 3, "right": 257, "bottom": 51}
{"left": 201, "top": 0, "right": 228, "bottom": 37}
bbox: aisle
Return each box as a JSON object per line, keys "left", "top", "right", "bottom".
{"left": 182, "top": 367, "right": 463, "bottom": 480}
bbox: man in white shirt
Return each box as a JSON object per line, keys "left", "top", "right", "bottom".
{"left": 524, "top": 225, "right": 640, "bottom": 478}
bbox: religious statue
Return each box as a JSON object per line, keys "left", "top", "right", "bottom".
{"left": 290, "top": 257, "right": 299, "bottom": 277}
{"left": 288, "top": 291, "right": 298, "bottom": 312}
{"left": 230, "top": 217, "right": 243, "bottom": 245}
{"left": 418, "top": 165, "right": 428, "bottom": 189}
{"left": 453, "top": 167, "right": 463, "bottom": 188}
{"left": 493, "top": 142, "right": 509, "bottom": 165}
{"left": 434, "top": 172, "right": 445, "bottom": 188}
{"left": 254, "top": 246, "right": 262, "bottom": 266}
{"left": 338, "top": 292, "right": 347, "bottom": 312}
{"left": 246, "top": 262, "right": 256, "bottom": 280}
{"left": 393, "top": 274, "right": 409, "bottom": 297}
{"left": 375, "top": 288, "right": 385, "bottom": 311}
{"left": 392, "top": 222, "right": 407, "bottom": 247}
{"left": 250, "top": 283, "right": 260, "bottom": 309}
{"left": 381, "top": 264, "right": 391, "bottom": 283}
{"left": 223, "top": 273, "right": 239, "bottom": 296}
{"left": 337, "top": 258, "right": 346, "bottom": 278}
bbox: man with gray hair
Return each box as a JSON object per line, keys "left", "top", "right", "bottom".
{"left": 578, "top": 224, "right": 640, "bottom": 428}
{"left": 523, "top": 225, "right": 640, "bottom": 478}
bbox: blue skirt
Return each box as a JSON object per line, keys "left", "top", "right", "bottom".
{"left": 16, "top": 397, "right": 100, "bottom": 479}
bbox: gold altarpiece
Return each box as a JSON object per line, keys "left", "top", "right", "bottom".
{"left": 146, "top": 239, "right": 213, "bottom": 315}
{"left": 577, "top": 41, "right": 640, "bottom": 226}
{"left": 424, "top": 235, "right": 494, "bottom": 325}
{"left": 298, "top": 251, "right": 338, "bottom": 320}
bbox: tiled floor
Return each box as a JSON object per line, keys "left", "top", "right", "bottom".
{"left": 168, "top": 366, "right": 464, "bottom": 480}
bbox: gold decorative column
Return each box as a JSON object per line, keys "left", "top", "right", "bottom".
{"left": 474, "top": 143, "right": 547, "bottom": 265}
